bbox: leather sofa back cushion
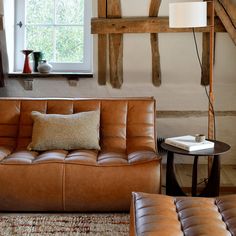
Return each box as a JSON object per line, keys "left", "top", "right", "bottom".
{"left": 0, "top": 98, "right": 156, "bottom": 153}
{"left": 27, "top": 111, "right": 100, "bottom": 151}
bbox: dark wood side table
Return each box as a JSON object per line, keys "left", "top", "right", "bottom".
{"left": 161, "top": 140, "right": 230, "bottom": 197}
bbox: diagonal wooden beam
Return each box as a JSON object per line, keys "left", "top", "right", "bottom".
{"left": 215, "top": 0, "right": 236, "bottom": 45}
{"left": 97, "top": 0, "right": 107, "bottom": 85}
{"left": 149, "top": 0, "right": 161, "bottom": 87}
{"left": 107, "top": 0, "right": 123, "bottom": 88}
{"left": 149, "top": 0, "right": 161, "bottom": 17}
{"left": 219, "top": 0, "right": 236, "bottom": 28}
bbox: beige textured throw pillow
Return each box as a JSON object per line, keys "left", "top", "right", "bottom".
{"left": 28, "top": 111, "right": 100, "bottom": 151}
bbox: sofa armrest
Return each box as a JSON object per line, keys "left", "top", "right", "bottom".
{"left": 0, "top": 147, "right": 13, "bottom": 161}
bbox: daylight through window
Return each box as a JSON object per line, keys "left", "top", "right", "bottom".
{"left": 15, "top": 0, "right": 92, "bottom": 72}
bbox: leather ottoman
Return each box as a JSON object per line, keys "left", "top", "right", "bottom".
{"left": 130, "top": 192, "right": 236, "bottom": 236}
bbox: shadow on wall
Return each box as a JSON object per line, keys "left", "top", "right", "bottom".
{"left": 0, "top": 87, "right": 8, "bottom": 96}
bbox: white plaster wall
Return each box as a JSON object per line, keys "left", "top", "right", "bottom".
{"left": 0, "top": 1, "right": 236, "bottom": 163}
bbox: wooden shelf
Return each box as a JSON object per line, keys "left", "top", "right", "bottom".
{"left": 8, "top": 72, "right": 93, "bottom": 90}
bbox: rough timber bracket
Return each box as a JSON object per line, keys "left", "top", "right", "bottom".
{"left": 92, "top": 0, "right": 226, "bottom": 88}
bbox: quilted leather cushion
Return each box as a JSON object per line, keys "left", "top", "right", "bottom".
{"left": 130, "top": 192, "right": 236, "bottom": 236}
{"left": 27, "top": 111, "right": 100, "bottom": 151}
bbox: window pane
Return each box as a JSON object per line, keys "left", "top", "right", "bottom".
{"left": 26, "top": 26, "right": 54, "bottom": 61}
{"left": 26, "top": 0, "right": 54, "bottom": 24}
{"left": 55, "top": 26, "right": 84, "bottom": 63}
{"left": 56, "top": 0, "right": 84, "bottom": 24}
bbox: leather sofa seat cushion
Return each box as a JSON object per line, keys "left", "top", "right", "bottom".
{"left": 1, "top": 149, "right": 157, "bottom": 166}
{"left": 0, "top": 150, "right": 160, "bottom": 211}
{"left": 28, "top": 110, "right": 100, "bottom": 151}
{"left": 130, "top": 192, "right": 236, "bottom": 236}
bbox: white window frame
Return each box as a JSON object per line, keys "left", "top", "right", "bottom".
{"left": 14, "top": 0, "right": 92, "bottom": 73}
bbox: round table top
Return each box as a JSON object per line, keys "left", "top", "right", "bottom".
{"left": 161, "top": 140, "right": 231, "bottom": 156}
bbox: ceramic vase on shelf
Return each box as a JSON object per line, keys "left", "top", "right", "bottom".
{"left": 32, "top": 51, "right": 43, "bottom": 72}
{"left": 37, "top": 60, "right": 52, "bottom": 73}
{"left": 22, "top": 50, "right": 33, "bottom": 73}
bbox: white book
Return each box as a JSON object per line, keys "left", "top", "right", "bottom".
{"left": 165, "top": 135, "right": 215, "bottom": 151}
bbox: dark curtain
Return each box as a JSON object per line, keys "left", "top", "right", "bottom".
{"left": 0, "top": 50, "right": 5, "bottom": 87}
{"left": 0, "top": 15, "right": 8, "bottom": 87}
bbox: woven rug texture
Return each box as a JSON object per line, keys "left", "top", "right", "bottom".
{"left": 0, "top": 213, "right": 130, "bottom": 236}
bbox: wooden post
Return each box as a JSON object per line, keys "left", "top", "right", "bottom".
{"left": 97, "top": 0, "right": 107, "bottom": 85}
{"left": 201, "top": 32, "right": 210, "bottom": 86}
{"left": 149, "top": 0, "right": 162, "bottom": 87}
{"left": 107, "top": 0, "right": 123, "bottom": 88}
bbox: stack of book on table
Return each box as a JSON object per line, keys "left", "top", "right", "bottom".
{"left": 165, "top": 135, "right": 214, "bottom": 151}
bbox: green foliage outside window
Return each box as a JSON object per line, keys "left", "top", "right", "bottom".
{"left": 25, "top": 0, "right": 84, "bottom": 63}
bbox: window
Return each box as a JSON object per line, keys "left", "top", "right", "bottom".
{"left": 15, "top": 0, "right": 92, "bottom": 72}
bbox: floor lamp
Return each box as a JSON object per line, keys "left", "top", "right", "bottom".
{"left": 169, "top": 1, "right": 215, "bottom": 175}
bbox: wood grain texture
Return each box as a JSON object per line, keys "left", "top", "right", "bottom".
{"left": 107, "top": 0, "right": 123, "bottom": 88}
{"left": 109, "top": 34, "right": 123, "bottom": 88}
{"left": 149, "top": 0, "right": 161, "bottom": 17}
{"left": 157, "top": 110, "right": 236, "bottom": 118}
{"left": 98, "top": 0, "right": 107, "bottom": 18}
{"left": 149, "top": 0, "right": 161, "bottom": 87}
{"left": 219, "top": 0, "right": 236, "bottom": 28}
{"left": 215, "top": 0, "right": 236, "bottom": 45}
{"left": 107, "top": 0, "right": 121, "bottom": 18}
{"left": 91, "top": 17, "right": 226, "bottom": 34}
{"left": 201, "top": 32, "right": 210, "bottom": 85}
{"left": 98, "top": 35, "right": 107, "bottom": 85}
{"left": 150, "top": 31, "right": 161, "bottom": 87}
{"left": 97, "top": 0, "right": 107, "bottom": 85}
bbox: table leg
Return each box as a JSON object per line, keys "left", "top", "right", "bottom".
{"left": 200, "top": 155, "right": 220, "bottom": 197}
{"left": 192, "top": 155, "right": 199, "bottom": 196}
{"left": 166, "top": 151, "right": 186, "bottom": 196}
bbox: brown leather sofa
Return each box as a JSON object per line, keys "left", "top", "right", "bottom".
{"left": 0, "top": 97, "right": 161, "bottom": 212}
{"left": 130, "top": 192, "right": 236, "bottom": 236}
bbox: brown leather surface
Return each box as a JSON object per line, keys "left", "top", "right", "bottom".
{"left": 0, "top": 150, "right": 158, "bottom": 166}
{"left": 65, "top": 160, "right": 160, "bottom": 212}
{"left": 0, "top": 98, "right": 160, "bottom": 211}
{"left": 0, "top": 163, "right": 64, "bottom": 211}
{"left": 131, "top": 192, "right": 236, "bottom": 236}
{"left": 0, "top": 100, "right": 20, "bottom": 148}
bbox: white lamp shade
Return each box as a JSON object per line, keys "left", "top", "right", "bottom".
{"left": 169, "top": 2, "right": 207, "bottom": 28}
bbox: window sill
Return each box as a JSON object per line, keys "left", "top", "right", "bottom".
{"left": 8, "top": 72, "right": 93, "bottom": 90}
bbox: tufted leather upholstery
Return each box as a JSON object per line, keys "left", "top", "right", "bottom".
{"left": 130, "top": 192, "right": 236, "bottom": 236}
{"left": 0, "top": 97, "right": 161, "bottom": 211}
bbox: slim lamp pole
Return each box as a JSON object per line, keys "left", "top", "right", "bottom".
{"left": 208, "top": 0, "right": 215, "bottom": 175}
{"left": 169, "top": 1, "right": 215, "bottom": 176}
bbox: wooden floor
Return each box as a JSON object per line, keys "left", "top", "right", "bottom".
{"left": 162, "top": 164, "right": 236, "bottom": 195}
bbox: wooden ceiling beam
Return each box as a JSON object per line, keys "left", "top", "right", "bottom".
{"left": 91, "top": 17, "right": 226, "bottom": 34}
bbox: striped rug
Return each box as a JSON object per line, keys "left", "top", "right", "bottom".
{"left": 0, "top": 213, "right": 129, "bottom": 235}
